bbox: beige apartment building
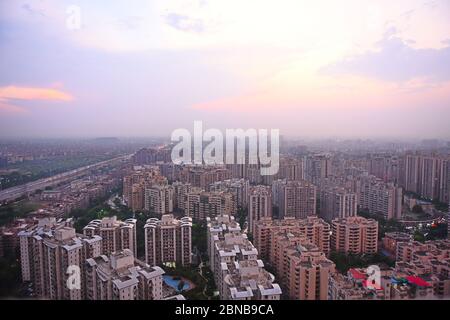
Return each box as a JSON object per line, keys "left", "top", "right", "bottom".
{"left": 123, "top": 167, "right": 169, "bottom": 212}
{"left": 329, "top": 268, "right": 436, "bottom": 300}
{"left": 209, "top": 178, "right": 250, "bottom": 210}
{"left": 18, "top": 219, "right": 102, "bottom": 300}
{"left": 207, "top": 215, "right": 282, "bottom": 300}
{"left": 85, "top": 249, "right": 165, "bottom": 300}
{"left": 284, "top": 242, "right": 335, "bottom": 300}
{"left": 305, "top": 154, "right": 333, "bottom": 185}
{"left": 257, "top": 224, "right": 334, "bottom": 300}
{"left": 144, "top": 214, "right": 192, "bottom": 267}
{"left": 206, "top": 214, "right": 242, "bottom": 273}
{"left": 272, "top": 179, "right": 317, "bottom": 219}
{"left": 123, "top": 167, "right": 164, "bottom": 209}
{"left": 278, "top": 156, "right": 305, "bottom": 181}
{"left": 83, "top": 216, "right": 137, "bottom": 257}
{"left": 319, "top": 187, "right": 357, "bottom": 221}
{"left": 404, "top": 154, "right": 450, "bottom": 203}
{"left": 382, "top": 232, "right": 411, "bottom": 255}
{"left": 178, "top": 166, "right": 232, "bottom": 190}
{"left": 130, "top": 183, "right": 146, "bottom": 212}
{"left": 331, "top": 216, "right": 378, "bottom": 254}
{"left": 248, "top": 186, "right": 272, "bottom": 235}
{"left": 172, "top": 181, "right": 195, "bottom": 211}
{"left": 253, "top": 216, "right": 331, "bottom": 260}
{"left": 144, "top": 184, "right": 174, "bottom": 214}
{"left": 396, "top": 239, "right": 450, "bottom": 298}
{"left": 185, "top": 190, "right": 235, "bottom": 220}
{"left": 356, "top": 175, "right": 403, "bottom": 220}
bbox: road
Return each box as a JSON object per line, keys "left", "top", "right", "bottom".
{"left": 0, "top": 154, "right": 131, "bottom": 203}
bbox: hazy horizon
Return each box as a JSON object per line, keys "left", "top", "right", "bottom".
{"left": 1, "top": 1, "right": 450, "bottom": 139}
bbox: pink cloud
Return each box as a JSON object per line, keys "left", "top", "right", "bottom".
{"left": 0, "top": 85, "right": 73, "bottom": 101}
{"left": 0, "top": 85, "right": 74, "bottom": 114}
{"left": 0, "top": 100, "right": 28, "bottom": 114}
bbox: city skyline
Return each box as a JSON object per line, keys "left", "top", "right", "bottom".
{"left": 0, "top": 0, "right": 450, "bottom": 139}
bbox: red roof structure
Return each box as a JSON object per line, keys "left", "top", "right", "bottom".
{"left": 406, "top": 276, "right": 431, "bottom": 287}
{"left": 349, "top": 268, "right": 367, "bottom": 280}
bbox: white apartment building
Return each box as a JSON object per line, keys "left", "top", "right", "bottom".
{"left": 144, "top": 214, "right": 192, "bottom": 267}
{"left": 83, "top": 216, "right": 137, "bottom": 257}
{"left": 85, "top": 249, "right": 165, "bottom": 300}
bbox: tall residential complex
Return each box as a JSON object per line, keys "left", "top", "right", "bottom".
{"left": 284, "top": 242, "right": 335, "bottom": 300}
{"left": 305, "top": 154, "right": 332, "bottom": 185}
{"left": 144, "top": 184, "right": 174, "bottom": 215}
{"left": 172, "top": 181, "right": 195, "bottom": 211}
{"left": 207, "top": 215, "right": 282, "bottom": 300}
{"left": 319, "top": 187, "right": 357, "bottom": 221}
{"left": 83, "top": 216, "right": 137, "bottom": 257}
{"left": 144, "top": 214, "right": 192, "bottom": 267}
{"left": 251, "top": 216, "right": 334, "bottom": 300}
{"left": 404, "top": 154, "right": 450, "bottom": 203}
{"left": 185, "top": 190, "right": 235, "bottom": 220}
{"left": 85, "top": 249, "right": 165, "bottom": 300}
{"left": 253, "top": 216, "right": 331, "bottom": 259}
{"left": 18, "top": 219, "right": 102, "bottom": 300}
{"left": 248, "top": 186, "right": 273, "bottom": 235}
{"left": 176, "top": 166, "right": 232, "bottom": 189}
{"left": 272, "top": 180, "right": 317, "bottom": 219}
{"left": 331, "top": 216, "right": 378, "bottom": 254}
{"left": 368, "top": 155, "right": 402, "bottom": 184}
{"left": 209, "top": 178, "right": 250, "bottom": 209}
{"left": 262, "top": 227, "right": 334, "bottom": 300}
{"left": 278, "top": 156, "right": 305, "bottom": 181}
{"left": 396, "top": 239, "right": 450, "bottom": 298}
{"left": 329, "top": 268, "right": 435, "bottom": 300}
{"left": 123, "top": 167, "right": 168, "bottom": 212}
{"left": 356, "top": 175, "right": 403, "bottom": 220}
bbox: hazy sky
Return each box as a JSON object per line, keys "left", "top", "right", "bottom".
{"left": 0, "top": 0, "right": 449, "bottom": 139}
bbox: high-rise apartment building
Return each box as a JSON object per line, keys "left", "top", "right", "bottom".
{"left": 368, "top": 155, "right": 402, "bottom": 184}
{"left": 319, "top": 187, "right": 357, "bottom": 221}
{"left": 144, "top": 184, "right": 174, "bottom": 215}
{"left": 248, "top": 186, "right": 272, "bottom": 235}
{"left": 184, "top": 166, "right": 232, "bottom": 190}
{"left": 272, "top": 180, "right": 317, "bottom": 219}
{"left": 305, "top": 154, "right": 332, "bottom": 185}
{"left": 357, "top": 175, "right": 403, "bottom": 220}
{"left": 284, "top": 242, "right": 335, "bottom": 300}
{"left": 130, "top": 183, "right": 145, "bottom": 212}
{"left": 123, "top": 167, "right": 168, "bottom": 212}
{"left": 395, "top": 239, "right": 450, "bottom": 298}
{"left": 18, "top": 219, "right": 102, "bottom": 300}
{"left": 172, "top": 181, "right": 194, "bottom": 211}
{"left": 278, "top": 156, "right": 305, "bottom": 181}
{"left": 206, "top": 215, "right": 282, "bottom": 300}
{"left": 329, "top": 268, "right": 435, "bottom": 300}
{"left": 440, "top": 159, "right": 450, "bottom": 204}
{"left": 253, "top": 216, "right": 331, "bottom": 259}
{"left": 331, "top": 216, "right": 378, "bottom": 254}
{"left": 405, "top": 154, "right": 450, "bottom": 202}
{"left": 83, "top": 216, "right": 137, "bottom": 257}
{"left": 252, "top": 217, "right": 334, "bottom": 300}
{"left": 185, "top": 191, "right": 234, "bottom": 220}
{"left": 85, "top": 249, "right": 165, "bottom": 300}
{"left": 144, "top": 214, "right": 192, "bottom": 267}
{"left": 209, "top": 178, "right": 250, "bottom": 210}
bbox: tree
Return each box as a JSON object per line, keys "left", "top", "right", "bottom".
{"left": 329, "top": 251, "right": 395, "bottom": 273}
{"left": 413, "top": 231, "right": 425, "bottom": 243}
{"left": 412, "top": 205, "right": 423, "bottom": 214}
